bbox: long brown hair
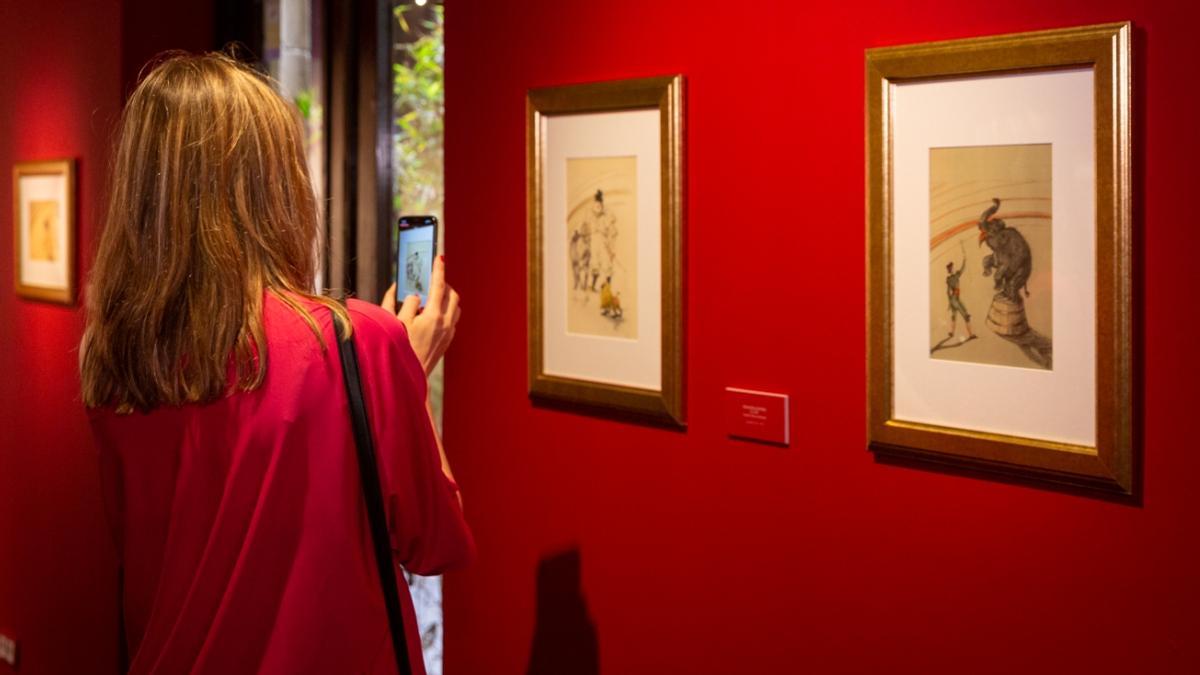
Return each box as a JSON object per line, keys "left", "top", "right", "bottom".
{"left": 80, "top": 52, "right": 349, "bottom": 412}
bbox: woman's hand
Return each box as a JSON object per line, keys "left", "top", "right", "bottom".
{"left": 381, "top": 255, "right": 461, "bottom": 376}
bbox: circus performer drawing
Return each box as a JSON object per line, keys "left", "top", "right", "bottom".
{"left": 943, "top": 241, "right": 977, "bottom": 344}
{"left": 406, "top": 248, "right": 427, "bottom": 293}
{"left": 398, "top": 238, "right": 433, "bottom": 302}
{"left": 566, "top": 156, "right": 638, "bottom": 339}
{"left": 928, "top": 143, "right": 1053, "bottom": 370}
{"left": 28, "top": 200, "right": 59, "bottom": 262}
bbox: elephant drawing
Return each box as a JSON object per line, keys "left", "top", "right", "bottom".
{"left": 978, "top": 198, "right": 1032, "bottom": 302}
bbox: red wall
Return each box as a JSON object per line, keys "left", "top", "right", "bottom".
{"left": 0, "top": 3, "right": 210, "bottom": 674}
{"left": 120, "top": 0, "right": 216, "bottom": 96}
{"left": 443, "top": 1, "right": 1199, "bottom": 673}
{"left": 0, "top": 2, "right": 123, "bottom": 673}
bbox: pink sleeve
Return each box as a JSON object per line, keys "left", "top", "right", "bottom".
{"left": 346, "top": 300, "right": 476, "bottom": 576}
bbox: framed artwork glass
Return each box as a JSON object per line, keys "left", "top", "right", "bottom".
{"left": 14, "top": 159, "right": 76, "bottom": 304}
{"left": 527, "top": 75, "right": 685, "bottom": 426}
{"left": 866, "top": 23, "right": 1134, "bottom": 494}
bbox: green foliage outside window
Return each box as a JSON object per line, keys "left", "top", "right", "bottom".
{"left": 391, "top": 4, "right": 444, "bottom": 220}
{"left": 293, "top": 88, "right": 324, "bottom": 165}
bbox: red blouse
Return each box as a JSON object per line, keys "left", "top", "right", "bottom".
{"left": 91, "top": 294, "right": 475, "bottom": 674}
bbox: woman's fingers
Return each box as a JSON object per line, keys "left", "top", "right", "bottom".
{"left": 445, "top": 288, "right": 460, "bottom": 327}
{"left": 381, "top": 283, "right": 398, "bottom": 314}
{"left": 398, "top": 293, "right": 421, "bottom": 323}
{"left": 427, "top": 255, "right": 447, "bottom": 313}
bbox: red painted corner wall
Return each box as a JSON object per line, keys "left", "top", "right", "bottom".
{"left": 0, "top": 2, "right": 123, "bottom": 673}
{"left": 443, "top": 1, "right": 1199, "bottom": 673}
{"left": 0, "top": 3, "right": 211, "bottom": 674}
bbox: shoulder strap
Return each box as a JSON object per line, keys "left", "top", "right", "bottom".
{"left": 331, "top": 307, "right": 414, "bottom": 675}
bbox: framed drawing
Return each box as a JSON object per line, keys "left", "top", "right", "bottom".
{"left": 866, "top": 23, "right": 1134, "bottom": 494}
{"left": 14, "top": 159, "right": 76, "bottom": 304}
{"left": 527, "top": 75, "right": 685, "bottom": 426}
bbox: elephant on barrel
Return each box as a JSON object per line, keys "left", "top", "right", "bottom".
{"left": 978, "top": 198, "right": 1032, "bottom": 302}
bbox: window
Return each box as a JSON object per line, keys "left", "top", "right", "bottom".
{"left": 263, "top": 0, "right": 327, "bottom": 289}
{"left": 388, "top": 2, "right": 446, "bottom": 673}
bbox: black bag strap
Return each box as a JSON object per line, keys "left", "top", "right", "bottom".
{"left": 331, "top": 307, "right": 413, "bottom": 675}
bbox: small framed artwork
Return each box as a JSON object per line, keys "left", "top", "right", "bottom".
{"left": 527, "top": 75, "right": 685, "bottom": 426}
{"left": 866, "top": 23, "right": 1134, "bottom": 494}
{"left": 14, "top": 159, "right": 76, "bottom": 304}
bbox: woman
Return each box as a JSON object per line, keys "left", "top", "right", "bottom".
{"left": 80, "top": 53, "right": 473, "bottom": 674}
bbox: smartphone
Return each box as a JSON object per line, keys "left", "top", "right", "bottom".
{"left": 396, "top": 215, "right": 438, "bottom": 306}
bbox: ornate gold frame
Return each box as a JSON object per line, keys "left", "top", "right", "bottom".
{"left": 866, "top": 23, "right": 1134, "bottom": 494}
{"left": 13, "top": 159, "right": 76, "bottom": 305}
{"left": 527, "top": 75, "right": 685, "bottom": 426}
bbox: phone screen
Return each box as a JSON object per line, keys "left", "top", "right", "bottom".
{"left": 396, "top": 216, "right": 437, "bottom": 306}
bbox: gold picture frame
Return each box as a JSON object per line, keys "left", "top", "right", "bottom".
{"left": 14, "top": 159, "right": 76, "bottom": 305}
{"left": 866, "top": 23, "right": 1134, "bottom": 494}
{"left": 527, "top": 75, "right": 685, "bottom": 426}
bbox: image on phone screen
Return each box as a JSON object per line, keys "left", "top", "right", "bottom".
{"left": 397, "top": 216, "right": 437, "bottom": 306}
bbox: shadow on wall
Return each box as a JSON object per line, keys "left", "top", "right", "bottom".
{"left": 526, "top": 549, "right": 599, "bottom": 675}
